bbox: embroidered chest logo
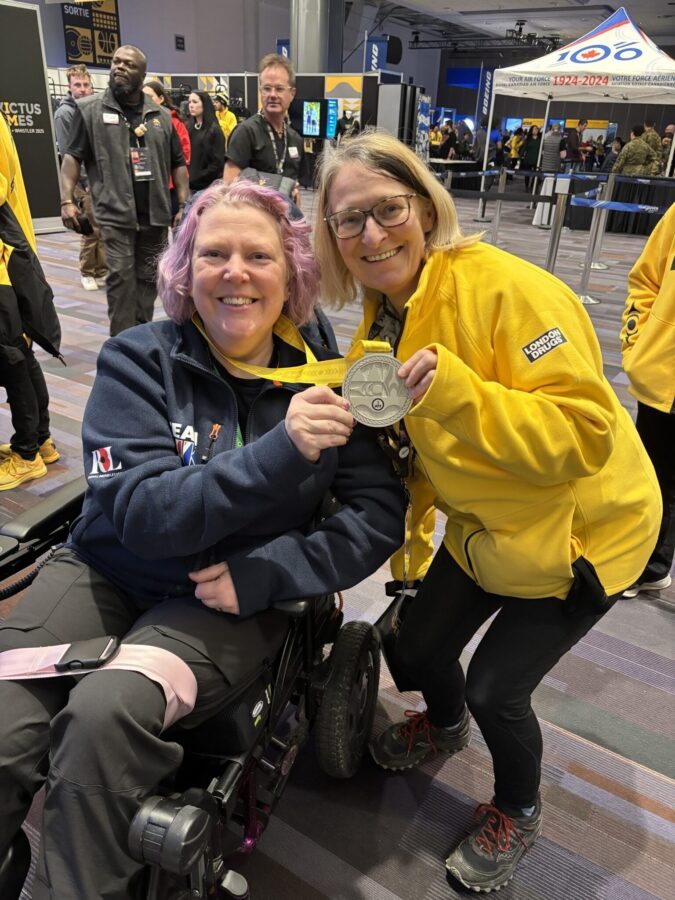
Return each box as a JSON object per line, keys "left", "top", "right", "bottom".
{"left": 90, "top": 446, "right": 122, "bottom": 476}
{"left": 522, "top": 328, "right": 567, "bottom": 363}
{"left": 171, "top": 422, "right": 199, "bottom": 466}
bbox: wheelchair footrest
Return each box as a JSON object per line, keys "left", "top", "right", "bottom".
{"left": 128, "top": 795, "right": 213, "bottom": 876}
{"left": 220, "top": 869, "right": 250, "bottom": 899}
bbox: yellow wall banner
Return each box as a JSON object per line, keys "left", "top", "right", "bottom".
{"left": 62, "top": 0, "right": 120, "bottom": 67}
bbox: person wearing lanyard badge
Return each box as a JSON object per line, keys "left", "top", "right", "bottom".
{"left": 60, "top": 45, "right": 189, "bottom": 337}
{"left": 224, "top": 54, "right": 303, "bottom": 208}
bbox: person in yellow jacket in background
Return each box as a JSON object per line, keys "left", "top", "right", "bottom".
{"left": 314, "top": 130, "right": 661, "bottom": 895}
{"left": 0, "top": 112, "right": 62, "bottom": 489}
{"left": 213, "top": 94, "right": 237, "bottom": 148}
{"left": 620, "top": 204, "right": 675, "bottom": 598}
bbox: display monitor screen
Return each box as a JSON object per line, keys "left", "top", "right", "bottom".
{"left": 326, "top": 99, "right": 338, "bottom": 139}
{"left": 303, "top": 101, "right": 321, "bottom": 137}
{"left": 504, "top": 117, "right": 522, "bottom": 133}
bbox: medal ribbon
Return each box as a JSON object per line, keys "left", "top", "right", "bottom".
{"left": 192, "top": 313, "right": 392, "bottom": 387}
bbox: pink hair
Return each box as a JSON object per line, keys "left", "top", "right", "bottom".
{"left": 157, "top": 179, "right": 320, "bottom": 326}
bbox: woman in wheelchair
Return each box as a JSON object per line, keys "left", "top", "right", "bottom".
{"left": 0, "top": 179, "right": 405, "bottom": 900}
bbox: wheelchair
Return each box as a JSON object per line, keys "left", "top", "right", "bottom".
{"left": 0, "top": 477, "right": 381, "bottom": 899}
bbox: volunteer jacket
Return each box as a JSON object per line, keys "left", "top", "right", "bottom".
{"left": 620, "top": 203, "right": 675, "bottom": 414}
{"left": 70, "top": 319, "right": 405, "bottom": 617}
{"left": 352, "top": 243, "right": 661, "bottom": 600}
{"left": 0, "top": 112, "right": 61, "bottom": 363}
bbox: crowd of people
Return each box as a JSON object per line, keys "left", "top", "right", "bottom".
{"left": 0, "top": 40, "right": 673, "bottom": 900}
{"left": 430, "top": 114, "right": 674, "bottom": 178}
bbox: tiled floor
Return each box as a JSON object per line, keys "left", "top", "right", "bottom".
{"left": 3, "top": 189, "right": 674, "bottom": 900}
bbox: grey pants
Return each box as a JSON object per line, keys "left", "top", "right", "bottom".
{"left": 99, "top": 225, "right": 168, "bottom": 336}
{"left": 0, "top": 549, "right": 286, "bottom": 899}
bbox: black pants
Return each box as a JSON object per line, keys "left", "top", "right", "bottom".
{"left": 99, "top": 225, "right": 168, "bottom": 337}
{"left": 0, "top": 338, "right": 50, "bottom": 459}
{"left": 635, "top": 401, "right": 675, "bottom": 581}
{"left": 396, "top": 545, "right": 613, "bottom": 811}
{"left": 0, "top": 549, "right": 287, "bottom": 899}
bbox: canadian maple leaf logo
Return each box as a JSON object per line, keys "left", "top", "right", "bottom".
{"left": 580, "top": 49, "right": 602, "bottom": 59}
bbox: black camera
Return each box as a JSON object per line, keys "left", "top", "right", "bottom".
{"left": 76, "top": 214, "right": 94, "bottom": 236}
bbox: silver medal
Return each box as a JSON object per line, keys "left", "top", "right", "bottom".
{"left": 343, "top": 354, "right": 412, "bottom": 428}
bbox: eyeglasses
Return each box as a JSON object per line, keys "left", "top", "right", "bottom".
{"left": 260, "top": 85, "right": 292, "bottom": 95}
{"left": 325, "top": 194, "right": 416, "bottom": 239}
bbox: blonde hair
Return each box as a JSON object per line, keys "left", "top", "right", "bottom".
{"left": 259, "top": 53, "right": 295, "bottom": 87}
{"left": 315, "top": 129, "right": 482, "bottom": 308}
{"left": 66, "top": 64, "right": 91, "bottom": 85}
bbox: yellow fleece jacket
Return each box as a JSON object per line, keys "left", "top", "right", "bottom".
{"left": 354, "top": 243, "right": 661, "bottom": 599}
{"left": 0, "top": 112, "right": 36, "bottom": 252}
{"left": 620, "top": 203, "right": 675, "bottom": 415}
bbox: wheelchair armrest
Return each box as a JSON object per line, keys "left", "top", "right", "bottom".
{"left": 272, "top": 599, "right": 310, "bottom": 618}
{"left": 0, "top": 476, "right": 87, "bottom": 542}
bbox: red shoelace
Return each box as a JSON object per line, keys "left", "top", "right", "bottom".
{"left": 472, "top": 804, "right": 528, "bottom": 855}
{"left": 398, "top": 710, "right": 438, "bottom": 755}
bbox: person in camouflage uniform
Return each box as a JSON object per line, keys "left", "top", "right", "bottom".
{"left": 642, "top": 120, "right": 663, "bottom": 173}
{"left": 612, "top": 125, "right": 660, "bottom": 176}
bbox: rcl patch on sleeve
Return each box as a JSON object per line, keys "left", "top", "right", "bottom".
{"left": 522, "top": 327, "right": 567, "bottom": 363}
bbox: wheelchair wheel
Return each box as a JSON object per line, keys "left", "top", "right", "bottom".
{"left": 315, "top": 620, "right": 380, "bottom": 778}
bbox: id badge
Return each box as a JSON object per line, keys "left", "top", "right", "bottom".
{"left": 288, "top": 145, "right": 299, "bottom": 159}
{"left": 130, "top": 147, "right": 154, "bottom": 181}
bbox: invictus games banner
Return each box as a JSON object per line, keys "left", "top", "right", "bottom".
{"left": 62, "top": 0, "right": 120, "bottom": 67}
{"left": 0, "top": 1, "right": 61, "bottom": 225}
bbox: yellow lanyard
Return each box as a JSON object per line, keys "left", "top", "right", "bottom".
{"left": 192, "top": 312, "right": 392, "bottom": 386}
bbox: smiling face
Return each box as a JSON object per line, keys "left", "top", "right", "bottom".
{"left": 188, "top": 93, "right": 203, "bottom": 119}
{"left": 327, "top": 163, "right": 434, "bottom": 312}
{"left": 191, "top": 204, "right": 287, "bottom": 368}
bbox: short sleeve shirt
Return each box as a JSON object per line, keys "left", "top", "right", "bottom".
{"left": 226, "top": 114, "right": 303, "bottom": 181}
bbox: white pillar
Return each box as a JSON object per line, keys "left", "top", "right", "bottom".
{"left": 291, "top": 0, "right": 329, "bottom": 72}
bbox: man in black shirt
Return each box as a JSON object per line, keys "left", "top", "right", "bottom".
{"left": 224, "top": 53, "right": 303, "bottom": 206}
{"left": 564, "top": 118, "right": 587, "bottom": 171}
{"left": 60, "top": 45, "right": 189, "bottom": 335}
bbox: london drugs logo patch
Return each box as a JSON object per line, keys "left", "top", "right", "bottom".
{"left": 522, "top": 328, "right": 567, "bottom": 363}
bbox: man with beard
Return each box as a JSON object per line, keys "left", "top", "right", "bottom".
{"left": 60, "top": 46, "right": 189, "bottom": 335}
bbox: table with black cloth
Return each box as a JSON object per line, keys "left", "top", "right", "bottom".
{"left": 565, "top": 176, "right": 674, "bottom": 235}
{"left": 430, "top": 158, "right": 482, "bottom": 192}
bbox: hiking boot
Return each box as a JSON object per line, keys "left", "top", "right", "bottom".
{"left": 0, "top": 438, "right": 60, "bottom": 464}
{"left": 0, "top": 452, "right": 47, "bottom": 490}
{"left": 622, "top": 574, "right": 671, "bottom": 598}
{"left": 445, "top": 797, "right": 543, "bottom": 893}
{"left": 370, "top": 706, "right": 470, "bottom": 771}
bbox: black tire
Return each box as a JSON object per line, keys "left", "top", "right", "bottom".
{"left": 315, "top": 620, "right": 380, "bottom": 778}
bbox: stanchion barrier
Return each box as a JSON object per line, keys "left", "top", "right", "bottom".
{"left": 585, "top": 172, "right": 616, "bottom": 274}
{"left": 570, "top": 197, "right": 670, "bottom": 214}
{"left": 489, "top": 169, "right": 509, "bottom": 245}
{"left": 574, "top": 188, "right": 669, "bottom": 306}
{"left": 577, "top": 179, "right": 609, "bottom": 306}
{"left": 544, "top": 178, "right": 571, "bottom": 274}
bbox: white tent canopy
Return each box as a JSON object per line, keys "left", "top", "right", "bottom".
{"left": 480, "top": 7, "right": 675, "bottom": 176}
{"left": 493, "top": 7, "right": 675, "bottom": 104}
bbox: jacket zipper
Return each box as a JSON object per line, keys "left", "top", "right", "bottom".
{"left": 201, "top": 423, "right": 222, "bottom": 462}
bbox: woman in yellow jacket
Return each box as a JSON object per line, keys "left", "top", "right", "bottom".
{"left": 620, "top": 203, "right": 675, "bottom": 597}
{"left": 314, "top": 131, "right": 661, "bottom": 894}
